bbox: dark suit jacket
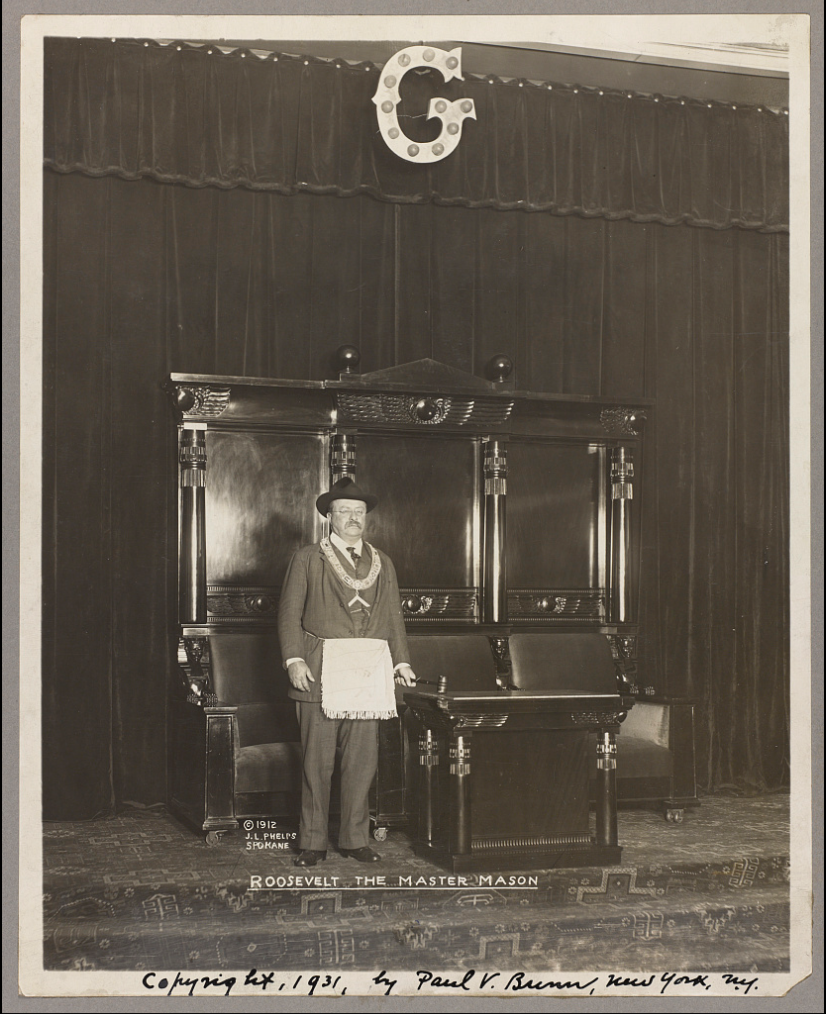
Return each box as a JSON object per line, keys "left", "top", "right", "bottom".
{"left": 278, "top": 541, "right": 410, "bottom": 703}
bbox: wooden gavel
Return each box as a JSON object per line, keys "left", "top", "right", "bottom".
{"left": 414, "top": 676, "right": 448, "bottom": 693}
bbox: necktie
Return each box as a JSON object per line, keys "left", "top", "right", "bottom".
{"left": 345, "top": 546, "right": 369, "bottom": 612}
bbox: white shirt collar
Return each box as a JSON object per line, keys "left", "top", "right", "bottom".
{"left": 330, "top": 531, "right": 364, "bottom": 559}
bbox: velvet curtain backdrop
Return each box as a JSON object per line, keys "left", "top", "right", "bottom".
{"left": 45, "top": 38, "right": 788, "bottom": 228}
{"left": 42, "top": 39, "right": 789, "bottom": 819}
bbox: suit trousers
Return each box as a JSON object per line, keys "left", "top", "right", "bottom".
{"left": 295, "top": 701, "right": 378, "bottom": 851}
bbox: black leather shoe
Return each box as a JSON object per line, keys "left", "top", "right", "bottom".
{"left": 293, "top": 850, "right": 327, "bottom": 867}
{"left": 340, "top": 846, "right": 381, "bottom": 863}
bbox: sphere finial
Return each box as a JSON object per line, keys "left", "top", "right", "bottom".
{"left": 486, "top": 354, "right": 513, "bottom": 383}
{"left": 174, "top": 387, "right": 196, "bottom": 412}
{"left": 336, "top": 345, "right": 361, "bottom": 375}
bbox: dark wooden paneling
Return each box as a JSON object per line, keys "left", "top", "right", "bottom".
{"left": 470, "top": 730, "right": 590, "bottom": 838}
{"left": 206, "top": 430, "right": 325, "bottom": 585}
{"left": 356, "top": 433, "right": 479, "bottom": 588}
{"left": 507, "top": 440, "right": 603, "bottom": 589}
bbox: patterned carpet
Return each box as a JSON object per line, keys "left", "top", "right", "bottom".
{"left": 42, "top": 795, "right": 789, "bottom": 974}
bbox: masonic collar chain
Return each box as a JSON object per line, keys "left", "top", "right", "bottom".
{"left": 320, "top": 537, "right": 382, "bottom": 609}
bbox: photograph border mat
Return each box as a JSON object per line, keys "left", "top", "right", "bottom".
{"left": 8, "top": 1, "right": 822, "bottom": 1007}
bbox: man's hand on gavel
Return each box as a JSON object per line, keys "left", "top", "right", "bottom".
{"left": 394, "top": 664, "right": 417, "bottom": 687}
{"left": 287, "top": 659, "right": 315, "bottom": 693}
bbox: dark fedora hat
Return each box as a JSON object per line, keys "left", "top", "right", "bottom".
{"left": 316, "top": 477, "right": 378, "bottom": 516}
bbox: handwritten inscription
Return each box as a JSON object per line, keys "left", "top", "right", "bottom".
{"left": 373, "top": 970, "right": 397, "bottom": 996}
{"left": 142, "top": 970, "right": 346, "bottom": 997}
{"left": 416, "top": 970, "right": 477, "bottom": 991}
{"left": 657, "top": 972, "right": 712, "bottom": 993}
{"left": 721, "top": 974, "right": 759, "bottom": 995}
{"left": 414, "top": 970, "right": 599, "bottom": 993}
{"left": 504, "top": 973, "right": 599, "bottom": 992}
{"left": 142, "top": 972, "right": 237, "bottom": 997}
{"left": 138, "top": 968, "right": 761, "bottom": 997}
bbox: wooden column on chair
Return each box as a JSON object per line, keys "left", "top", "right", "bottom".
{"left": 172, "top": 421, "right": 238, "bottom": 842}
{"left": 179, "top": 424, "right": 207, "bottom": 624}
{"left": 609, "top": 445, "right": 634, "bottom": 625}
{"left": 483, "top": 438, "right": 508, "bottom": 624}
{"left": 331, "top": 430, "right": 357, "bottom": 482}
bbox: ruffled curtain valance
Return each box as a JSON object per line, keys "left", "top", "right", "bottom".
{"left": 44, "top": 37, "right": 789, "bottom": 232}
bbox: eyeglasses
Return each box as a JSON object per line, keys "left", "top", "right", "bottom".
{"left": 330, "top": 508, "right": 367, "bottom": 518}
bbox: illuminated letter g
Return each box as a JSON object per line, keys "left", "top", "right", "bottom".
{"left": 373, "top": 46, "right": 476, "bottom": 163}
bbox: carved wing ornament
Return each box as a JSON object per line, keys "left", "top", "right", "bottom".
{"left": 334, "top": 392, "right": 512, "bottom": 427}
{"left": 600, "top": 407, "right": 647, "bottom": 435}
{"left": 169, "top": 383, "right": 231, "bottom": 418}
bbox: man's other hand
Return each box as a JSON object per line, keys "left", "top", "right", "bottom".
{"left": 287, "top": 659, "right": 315, "bottom": 693}
{"left": 394, "top": 664, "right": 417, "bottom": 687}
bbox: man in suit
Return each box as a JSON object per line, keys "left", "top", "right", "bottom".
{"left": 278, "top": 477, "right": 417, "bottom": 867}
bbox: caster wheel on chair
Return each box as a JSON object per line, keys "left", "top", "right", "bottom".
{"left": 664, "top": 808, "right": 684, "bottom": 824}
{"left": 372, "top": 826, "right": 388, "bottom": 842}
{"left": 205, "top": 830, "right": 225, "bottom": 847}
